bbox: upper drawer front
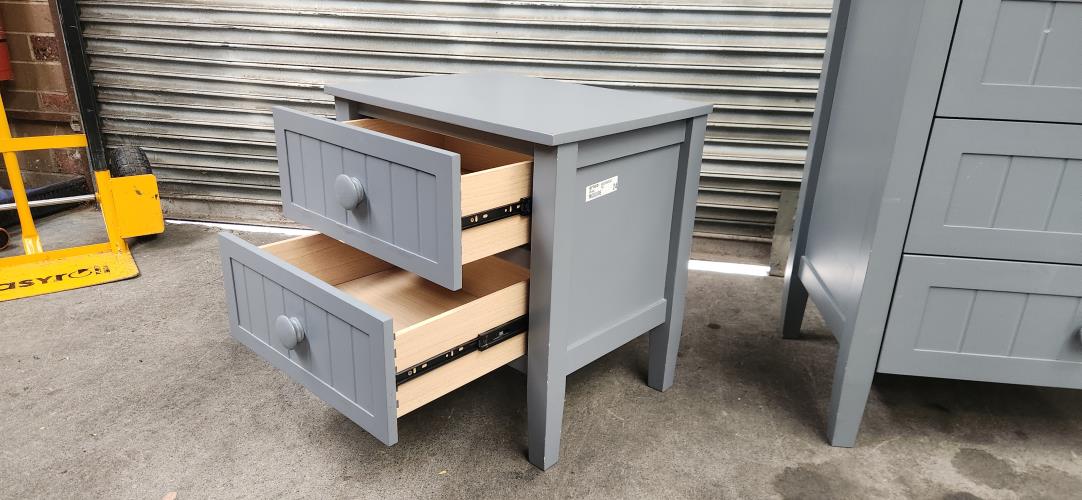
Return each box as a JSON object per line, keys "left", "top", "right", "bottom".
{"left": 273, "top": 107, "right": 463, "bottom": 289}
{"left": 879, "top": 255, "right": 1082, "bottom": 388}
{"left": 938, "top": 0, "right": 1082, "bottom": 124}
{"left": 906, "top": 119, "right": 1082, "bottom": 264}
{"left": 219, "top": 233, "right": 398, "bottom": 445}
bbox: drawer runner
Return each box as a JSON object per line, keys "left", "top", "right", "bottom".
{"left": 462, "top": 197, "right": 531, "bottom": 230}
{"left": 395, "top": 315, "right": 528, "bottom": 385}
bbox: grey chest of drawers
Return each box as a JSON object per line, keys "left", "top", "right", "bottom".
{"left": 782, "top": 0, "right": 1082, "bottom": 447}
{"left": 219, "top": 73, "right": 712, "bottom": 469}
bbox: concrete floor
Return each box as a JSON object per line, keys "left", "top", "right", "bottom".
{"left": 2, "top": 207, "right": 1081, "bottom": 499}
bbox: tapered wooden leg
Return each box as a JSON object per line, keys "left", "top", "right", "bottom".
{"left": 648, "top": 116, "right": 705, "bottom": 392}
{"left": 826, "top": 342, "right": 874, "bottom": 447}
{"left": 781, "top": 275, "right": 808, "bottom": 339}
{"left": 526, "top": 144, "right": 578, "bottom": 470}
{"left": 825, "top": 316, "right": 882, "bottom": 447}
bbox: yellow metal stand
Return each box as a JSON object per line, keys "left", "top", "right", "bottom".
{"left": 0, "top": 95, "right": 164, "bottom": 302}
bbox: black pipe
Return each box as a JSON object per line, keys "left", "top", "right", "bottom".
{"left": 55, "top": 0, "right": 107, "bottom": 171}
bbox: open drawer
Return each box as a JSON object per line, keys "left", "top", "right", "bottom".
{"left": 219, "top": 232, "right": 528, "bottom": 445}
{"left": 273, "top": 107, "right": 533, "bottom": 290}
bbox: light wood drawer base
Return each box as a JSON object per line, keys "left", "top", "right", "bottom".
{"left": 221, "top": 232, "right": 528, "bottom": 444}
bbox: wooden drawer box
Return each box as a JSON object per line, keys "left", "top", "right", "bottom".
{"left": 879, "top": 255, "right": 1082, "bottom": 388}
{"left": 273, "top": 107, "right": 533, "bottom": 290}
{"left": 938, "top": 0, "right": 1082, "bottom": 124}
{"left": 219, "top": 232, "right": 528, "bottom": 445}
{"left": 906, "top": 119, "right": 1082, "bottom": 264}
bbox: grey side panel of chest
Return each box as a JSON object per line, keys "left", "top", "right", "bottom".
{"left": 561, "top": 124, "right": 684, "bottom": 372}
{"left": 800, "top": 0, "right": 936, "bottom": 337}
{"left": 273, "top": 107, "right": 463, "bottom": 290}
{"left": 938, "top": 0, "right": 1082, "bottom": 124}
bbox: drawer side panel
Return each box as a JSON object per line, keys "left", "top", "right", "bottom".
{"left": 219, "top": 233, "right": 398, "bottom": 445}
{"left": 879, "top": 255, "right": 1082, "bottom": 388}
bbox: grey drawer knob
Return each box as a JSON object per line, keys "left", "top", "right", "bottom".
{"left": 334, "top": 174, "right": 366, "bottom": 209}
{"left": 274, "top": 315, "right": 305, "bottom": 350}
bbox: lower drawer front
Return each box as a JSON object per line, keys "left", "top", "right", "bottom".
{"left": 219, "top": 233, "right": 528, "bottom": 445}
{"left": 879, "top": 255, "right": 1082, "bottom": 388}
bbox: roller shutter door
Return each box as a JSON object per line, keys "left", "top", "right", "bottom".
{"left": 78, "top": 0, "right": 830, "bottom": 239}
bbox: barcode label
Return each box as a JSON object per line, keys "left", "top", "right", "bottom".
{"left": 585, "top": 176, "right": 618, "bottom": 202}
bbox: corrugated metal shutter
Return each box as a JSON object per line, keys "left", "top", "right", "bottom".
{"left": 77, "top": 0, "right": 830, "bottom": 238}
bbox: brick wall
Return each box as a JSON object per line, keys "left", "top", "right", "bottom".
{"left": 0, "top": 0, "right": 88, "bottom": 178}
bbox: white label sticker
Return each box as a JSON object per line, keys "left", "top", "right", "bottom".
{"left": 585, "top": 176, "right": 618, "bottom": 202}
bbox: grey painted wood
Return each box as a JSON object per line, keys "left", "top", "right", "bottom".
{"left": 906, "top": 119, "right": 1082, "bottom": 265}
{"left": 781, "top": 0, "right": 852, "bottom": 340}
{"left": 256, "top": 74, "right": 708, "bottom": 470}
{"left": 939, "top": 0, "right": 1082, "bottom": 124}
{"left": 524, "top": 117, "right": 703, "bottom": 469}
{"left": 565, "top": 143, "right": 679, "bottom": 369}
{"left": 649, "top": 115, "right": 706, "bottom": 391}
{"left": 526, "top": 143, "right": 577, "bottom": 471}
{"left": 272, "top": 106, "right": 465, "bottom": 290}
{"left": 326, "top": 73, "right": 714, "bottom": 146}
{"left": 879, "top": 255, "right": 1082, "bottom": 388}
{"left": 575, "top": 119, "right": 686, "bottom": 168}
{"left": 219, "top": 233, "right": 398, "bottom": 445}
{"left": 335, "top": 97, "right": 359, "bottom": 122}
{"left": 823, "top": 0, "right": 960, "bottom": 448}
{"left": 780, "top": 0, "right": 961, "bottom": 447}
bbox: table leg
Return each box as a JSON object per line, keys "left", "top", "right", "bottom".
{"left": 526, "top": 143, "right": 578, "bottom": 470}
{"left": 648, "top": 116, "right": 706, "bottom": 391}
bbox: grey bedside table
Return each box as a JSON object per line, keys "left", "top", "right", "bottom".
{"left": 781, "top": 0, "right": 1082, "bottom": 448}
{"left": 220, "top": 73, "right": 711, "bottom": 470}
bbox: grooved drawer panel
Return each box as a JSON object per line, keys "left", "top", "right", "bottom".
{"left": 273, "top": 106, "right": 463, "bottom": 289}
{"left": 231, "top": 260, "right": 377, "bottom": 410}
{"left": 879, "top": 255, "right": 1082, "bottom": 388}
{"left": 906, "top": 119, "right": 1082, "bottom": 264}
{"left": 283, "top": 130, "right": 441, "bottom": 260}
{"left": 939, "top": 0, "right": 1082, "bottom": 123}
{"left": 220, "top": 232, "right": 530, "bottom": 446}
{"left": 220, "top": 232, "right": 398, "bottom": 445}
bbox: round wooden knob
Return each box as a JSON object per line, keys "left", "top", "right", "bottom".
{"left": 334, "top": 174, "right": 366, "bottom": 209}
{"left": 274, "top": 315, "right": 305, "bottom": 350}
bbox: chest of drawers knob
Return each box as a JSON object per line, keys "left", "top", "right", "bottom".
{"left": 274, "top": 315, "right": 306, "bottom": 350}
{"left": 333, "top": 174, "right": 366, "bottom": 210}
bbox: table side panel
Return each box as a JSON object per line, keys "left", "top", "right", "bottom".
{"left": 564, "top": 139, "right": 680, "bottom": 370}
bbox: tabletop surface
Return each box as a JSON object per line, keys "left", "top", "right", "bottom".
{"left": 325, "top": 73, "right": 713, "bottom": 146}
